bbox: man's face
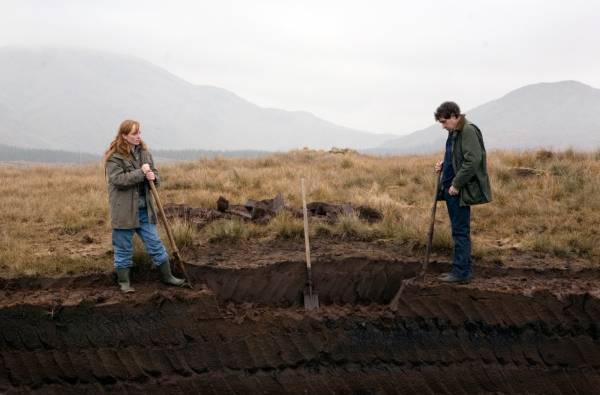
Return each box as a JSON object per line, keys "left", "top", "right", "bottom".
{"left": 438, "top": 115, "right": 460, "bottom": 131}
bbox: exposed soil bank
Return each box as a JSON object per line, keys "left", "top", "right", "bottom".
{"left": 1, "top": 245, "right": 599, "bottom": 394}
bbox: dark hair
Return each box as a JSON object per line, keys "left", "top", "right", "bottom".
{"left": 434, "top": 101, "right": 461, "bottom": 121}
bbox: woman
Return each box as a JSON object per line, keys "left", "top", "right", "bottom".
{"left": 104, "top": 120, "right": 184, "bottom": 293}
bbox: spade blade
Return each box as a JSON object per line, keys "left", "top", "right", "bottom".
{"left": 303, "top": 290, "right": 319, "bottom": 310}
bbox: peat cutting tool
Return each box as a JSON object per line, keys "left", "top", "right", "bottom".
{"left": 149, "top": 179, "right": 193, "bottom": 288}
{"left": 389, "top": 168, "right": 442, "bottom": 311}
{"left": 301, "top": 178, "right": 319, "bottom": 310}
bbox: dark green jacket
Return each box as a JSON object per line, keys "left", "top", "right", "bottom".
{"left": 438, "top": 117, "right": 492, "bottom": 206}
{"left": 105, "top": 149, "right": 160, "bottom": 229}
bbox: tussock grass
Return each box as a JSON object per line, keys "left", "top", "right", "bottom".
{"left": 267, "top": 212, "right": 304, "bottom": 241}
{"left": 204, "top": 219, "right": 259, "bottom": 243}
{"left": 332, "top": 214, "right": 375, "bottom": 241}
{"left": 1, "top": 148, "right": 599, "bottom": 277}
{"left": 169, "top": 219, "right": 199, "bottom": 251}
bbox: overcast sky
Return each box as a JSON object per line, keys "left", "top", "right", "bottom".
{"left": 2, "top": 0, "right": 599, "bottom": 135}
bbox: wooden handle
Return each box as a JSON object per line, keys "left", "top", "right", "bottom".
{"left": 149, "top": 179, "right": 179, "bottom": 256}
{"left": 389, "top": 169, "right": 442, "bottom": 310}
{"left": 420, "top": 169, "right": 443, "bottom": 278}
{"left": 301, "top": 178, "right": 313, "bottom": 292}
{"left": 148, "top": 179, "right": 191, "bottom": 286}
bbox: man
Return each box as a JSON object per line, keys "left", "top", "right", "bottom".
{"left": 433, "top": 101, "right": 492, "bottom": 283}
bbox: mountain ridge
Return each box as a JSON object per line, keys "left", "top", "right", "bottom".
{"left": 375, "top": 80, "right": 600, "bottom": 154}
{"left": 0, "top": 47, "right": 394, "bottom": 153}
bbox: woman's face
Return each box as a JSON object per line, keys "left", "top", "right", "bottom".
{"left": 124, "top": 125, "right": 141, "bottom": 146}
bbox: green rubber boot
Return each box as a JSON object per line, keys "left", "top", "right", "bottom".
{"left": 159, "top": 261, "right": 185, "bottom": 286}
{"left": 116, "top": 268, "right": 135, "bottom": 293}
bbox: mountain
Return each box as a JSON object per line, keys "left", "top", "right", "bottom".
{"left": 0, "top": 47, "right": 394, "bottom": 153}
{"left": 376, "top": 81, "right": 600, "bottom": 154}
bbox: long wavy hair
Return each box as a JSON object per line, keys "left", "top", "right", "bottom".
{"left": 103, "top": 120, "right": 148, "bottom": 166}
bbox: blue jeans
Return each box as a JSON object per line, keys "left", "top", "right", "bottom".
{"left": 444, "top": 188, "right": 472, "bottom": 278}
{"left": 112, "top": 208, "right": 169, "bottom": 269}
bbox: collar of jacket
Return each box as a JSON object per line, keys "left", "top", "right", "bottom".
{"left": 130, "top": 144, "right": 142, "bottom": 160}
{"left": 454, "top": 115, "right": 466, "bottom": 132}
{"left": 111, "top": 151, "right": 137, "bottom": 166}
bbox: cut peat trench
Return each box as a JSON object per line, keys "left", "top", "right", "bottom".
{"left": 1, "top": 255, "right": 600, "bottom": 394}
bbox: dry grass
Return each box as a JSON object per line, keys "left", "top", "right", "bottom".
{"left": 1, "top": 148, "right": 599, "bottom": 277}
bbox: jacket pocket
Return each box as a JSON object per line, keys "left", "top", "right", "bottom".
{"left": 462, "top": 178, "right": 483, "bottom": 205}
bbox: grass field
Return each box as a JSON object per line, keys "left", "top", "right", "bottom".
{"left": 1, "top": 148, "right": 599, "bottom": 277}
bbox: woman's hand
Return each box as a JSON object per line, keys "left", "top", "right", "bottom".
{"left": 434, "top": 160, "right": 443, "bottom": 173}
{"left": 141, "top": 163, "right": 155, "bottom": 181}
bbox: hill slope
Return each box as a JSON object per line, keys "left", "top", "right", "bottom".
{"left": 0, "top": 47, "right": 393, "bottom": 153}
{"left": 378, "top": 81, "right": 600, "bottom": 154}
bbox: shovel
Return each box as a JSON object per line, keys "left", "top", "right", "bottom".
{"left": 301, "top": 178, "right": 319, "bottom": 310}
{"left": 389, "top": 168, "right": 442, "bottom": 311}
{"left": 148, "top": 179, "right": 193, "bottom": 287}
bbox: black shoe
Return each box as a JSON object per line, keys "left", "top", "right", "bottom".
{"left": 439, "top": 273, "right": 472, "bottom": 284}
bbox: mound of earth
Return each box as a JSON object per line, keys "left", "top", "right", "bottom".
{"left": 163, "top": 195, "right": 383, "bottom": 228}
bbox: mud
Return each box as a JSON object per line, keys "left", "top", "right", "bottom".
{"left": 1, "top": 242, "right": 599, "bottom": 394}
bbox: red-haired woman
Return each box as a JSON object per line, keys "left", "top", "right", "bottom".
{"left": 104, "top": 120, "right": 184, "bottom": 292}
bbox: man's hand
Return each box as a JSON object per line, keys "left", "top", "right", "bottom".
{"left": 448, "top": 185, "right": 459, "bottom": 196}
{"left": 434, "top": 160, "right": 443, "bottom": 173}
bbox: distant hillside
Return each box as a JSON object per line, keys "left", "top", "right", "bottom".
{"left": 0, "top": 47, "right": 394, "bottom": 153}
{"left": 0, "top": 144, "right": 271, "bottom": 164}
{"left": 0, "top": 144, "right": 99, "bottom": 164}
{"left": 374, "top": 81, "right": 600, "bottom": 154}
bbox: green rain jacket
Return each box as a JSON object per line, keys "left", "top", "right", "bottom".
{"left": 438, "top": 116, "right": 492, "bottom": 206}
{"left": 105, "top": 148, "right": 160, "bottom": 229}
